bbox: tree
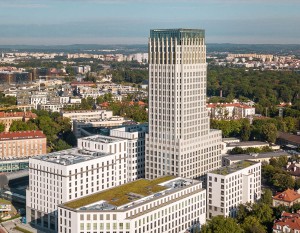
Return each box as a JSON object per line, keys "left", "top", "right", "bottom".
{"left": 0, "top": 123, "right": 5, "bottom": 133}
{"left": 0, "top": 93, "right": 17, "bottom": 106}
{"left": 241, "top": 216, "right": 266, "bottom": 233}
{"left": 66, "top": 66, "right": 75, "bottom": 76}
{"left": 269, "top": 156, "right": 288, "bottom": 168}
{"left": 251, "top": 203, "right": 274, "bottom": 229}
{"left": 80, "top": 97, "right": 94, "bottom": 110}
{"left": 295, "top": 178, "right": 300, "bottom": 190}
{"left": 284, "top": 116, "right": 297, "bottom": 132}
{"left": 260, "top": 189, "right": 273, "bottom": 206}
{"left": 272, "top": 173, "right": 295, "bottom": 191}
{"left": 53, "top": 139, "right": 71, "bottom": 151}
{"left": 230, "top": 147, "right": 244, "bottom": 154}
{"left": 241, "top": 122, "right": 251, "bottom": 141}
{"left": 261, "top": 123, "right": 278, "bottom": 143}
{"left": 62, "top": 131, "right": 77, "bottom": 147}
{"left": 35, "top": 116, "right": 61, "bottom": 147}
{"left": 236, "top": 203, "right": 252, "bottom": 223}
{"left": 96, "top": 93, "right": 113, "bottom": 104}
{"left": 273, "top": 205, "right": 290, "bottom": 219}
{"left": 201, "top": 216, "right": 243, "bottom": 233}
{"left": 9, "top": 120, "right": 38, "bottom": 132}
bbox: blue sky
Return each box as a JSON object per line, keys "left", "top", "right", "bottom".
{"left": 0, "top": 0, "right": 299, "bottom": 45}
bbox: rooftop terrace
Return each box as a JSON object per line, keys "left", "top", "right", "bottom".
{"left": 211, "top": 160, "right": 258, "bottom": 176}
{"left": 33, "top": 148, "right": 110, "bottom": 165}
{"left": 63, "top": 176, "right": 198, "bottom": 210}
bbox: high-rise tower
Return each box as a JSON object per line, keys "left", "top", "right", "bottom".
{"left": 145, "top": 29, "right": 222, "bottom": 180}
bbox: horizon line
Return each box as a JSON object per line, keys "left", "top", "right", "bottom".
{"left": 1, "top": 43, "right": 300, "bottom": 47}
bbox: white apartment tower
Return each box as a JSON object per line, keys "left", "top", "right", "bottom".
{"left": 146, "top": 29, "right": 222, "bottom": 179}
{"left": 207, "top": 160, "right": 261, "bottom": 218}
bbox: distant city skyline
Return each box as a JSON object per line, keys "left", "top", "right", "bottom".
{"left": 0, "top": 0, "right": 299, "bottom": 45}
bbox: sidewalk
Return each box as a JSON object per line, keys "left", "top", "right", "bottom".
{"left": 1, "top": 218, "right": 44, "bottom": 233}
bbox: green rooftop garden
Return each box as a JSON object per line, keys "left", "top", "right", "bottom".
{"left": 211, "top": 160, "right": 255, "bottom": 175}
{"left": 64, "top": 176, "right": 175, "bottom": 209}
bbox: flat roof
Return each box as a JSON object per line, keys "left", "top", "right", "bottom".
{"left": 150, "top": 29, "right": 205, "bottom": 40}
{"left": 278, "top": 132, "right": 300, "bottom": 145}
{"left": 111, "top": 124, "right": 148, "bottom": 133}
{"left": 0, "top": 130, "right": 46, "bottom": 141}
{"left": 210, "top": 160, "right": 258, "bottom": 176}
{"left": 62, "top": 176, "right": 196, "bottom": 210}
{"left": 223, "top": 151, "right": 290, "bottom": 161}
{"left": 80, "top": 135, "right": 125, "bottom": 143}
{"left": 227, "top": 141, "right": 269, "bottom": 147}
{"left": 33, "top": 148, "right": 111, "bottom": 166}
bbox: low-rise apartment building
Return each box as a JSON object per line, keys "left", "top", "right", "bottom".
{"left": 207, "top": 102, "right": 255, "bottom": 120}
{"left": 0, "top": 130, "right": 46, "bottom": 159}
{"left": 272, "top": 189, "right": 300, "bottom": 207}
{"left": 58, "top": 176, "right": 206, "bottom": 233}
{"left": 0, "top": 112, "right": 37, "bottom": 132}
{"left": 273, "top": 212, "right": 300, "bottom": 233}
{"left": 207, "top": 160, "right": 261, "bottom": 218}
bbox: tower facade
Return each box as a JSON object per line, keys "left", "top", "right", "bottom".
{"left": 146, "top": 29, "right": 222, "bottom": 180}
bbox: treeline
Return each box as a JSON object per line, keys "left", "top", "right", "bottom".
{"left": 229, "top": 146, "right": 273, "bottom": 155}
{"left": 0, "top": 93, "right": 16, "bottom": 106}
{"left": 110, "top": 69, "right": 148, "bottom": 84}
{"left": 207, "top": 66, "right": 300, "bottom": 112}
{"left": 262, "top": 156, "right": 299, "bottom": 192}
{"left": 14, "top": 59, "right": 64, "bottom": 69}
{"left": 211, "top": 117, "right": 299, "bottom": 143}
{"left": 108, "top": 61, "right": 148, "bottom": 84}
{"left": 63, "top": 95, "right": 148, "bottom": 123}
{"left": 201, "top": 190, "right": 274, "bottom": 233}
{"left": 108, "top": 101, "right": 148, "bottom": 123}
{"left": 7, "top": 110, "right": 76, "bottom": 152}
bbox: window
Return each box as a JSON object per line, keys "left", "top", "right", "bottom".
{"left": 80, "top": 223, "right": 84, "bottom": 230}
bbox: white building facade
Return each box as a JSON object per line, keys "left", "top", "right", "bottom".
{"left": 207, "top": 160, "right": 261, "bottom": 218}
{"left": 26, "top": 136, "right": 127, "bottom": 232}
{"left": 61, "top": 110, "right": 113, "bottom": 123}
{"left": 146, "top": 29, "right": 222, "bottom": 180}
{"left": 110, "top": 125, "right": 148, "bottom": 181}
{"left": 58, "top": 177, "right": 206, "bottom": 233}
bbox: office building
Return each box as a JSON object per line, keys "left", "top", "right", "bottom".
{"left": 73, "top": 116, "right": 126, "bottom": 138}
{"left": 26, "top": 135, "right": 127, "bottom": 232}
{"left": 110, "top": 124, "right": 148, "bottom": 181}
{"left": 58, "top": 176, "right": 206, "bottom": 233}
{"left": 146, "top": 29, "right": 222, "bottom": 179}
{"left": 207, "top": 160, "right": 261, "bottom": 218}
{"left": 61, "top": 110, "right": 113, "bottom": 127}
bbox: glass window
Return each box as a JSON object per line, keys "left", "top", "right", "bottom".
{"left": 80, "top": 223, "right": 84, "bottom": 230}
